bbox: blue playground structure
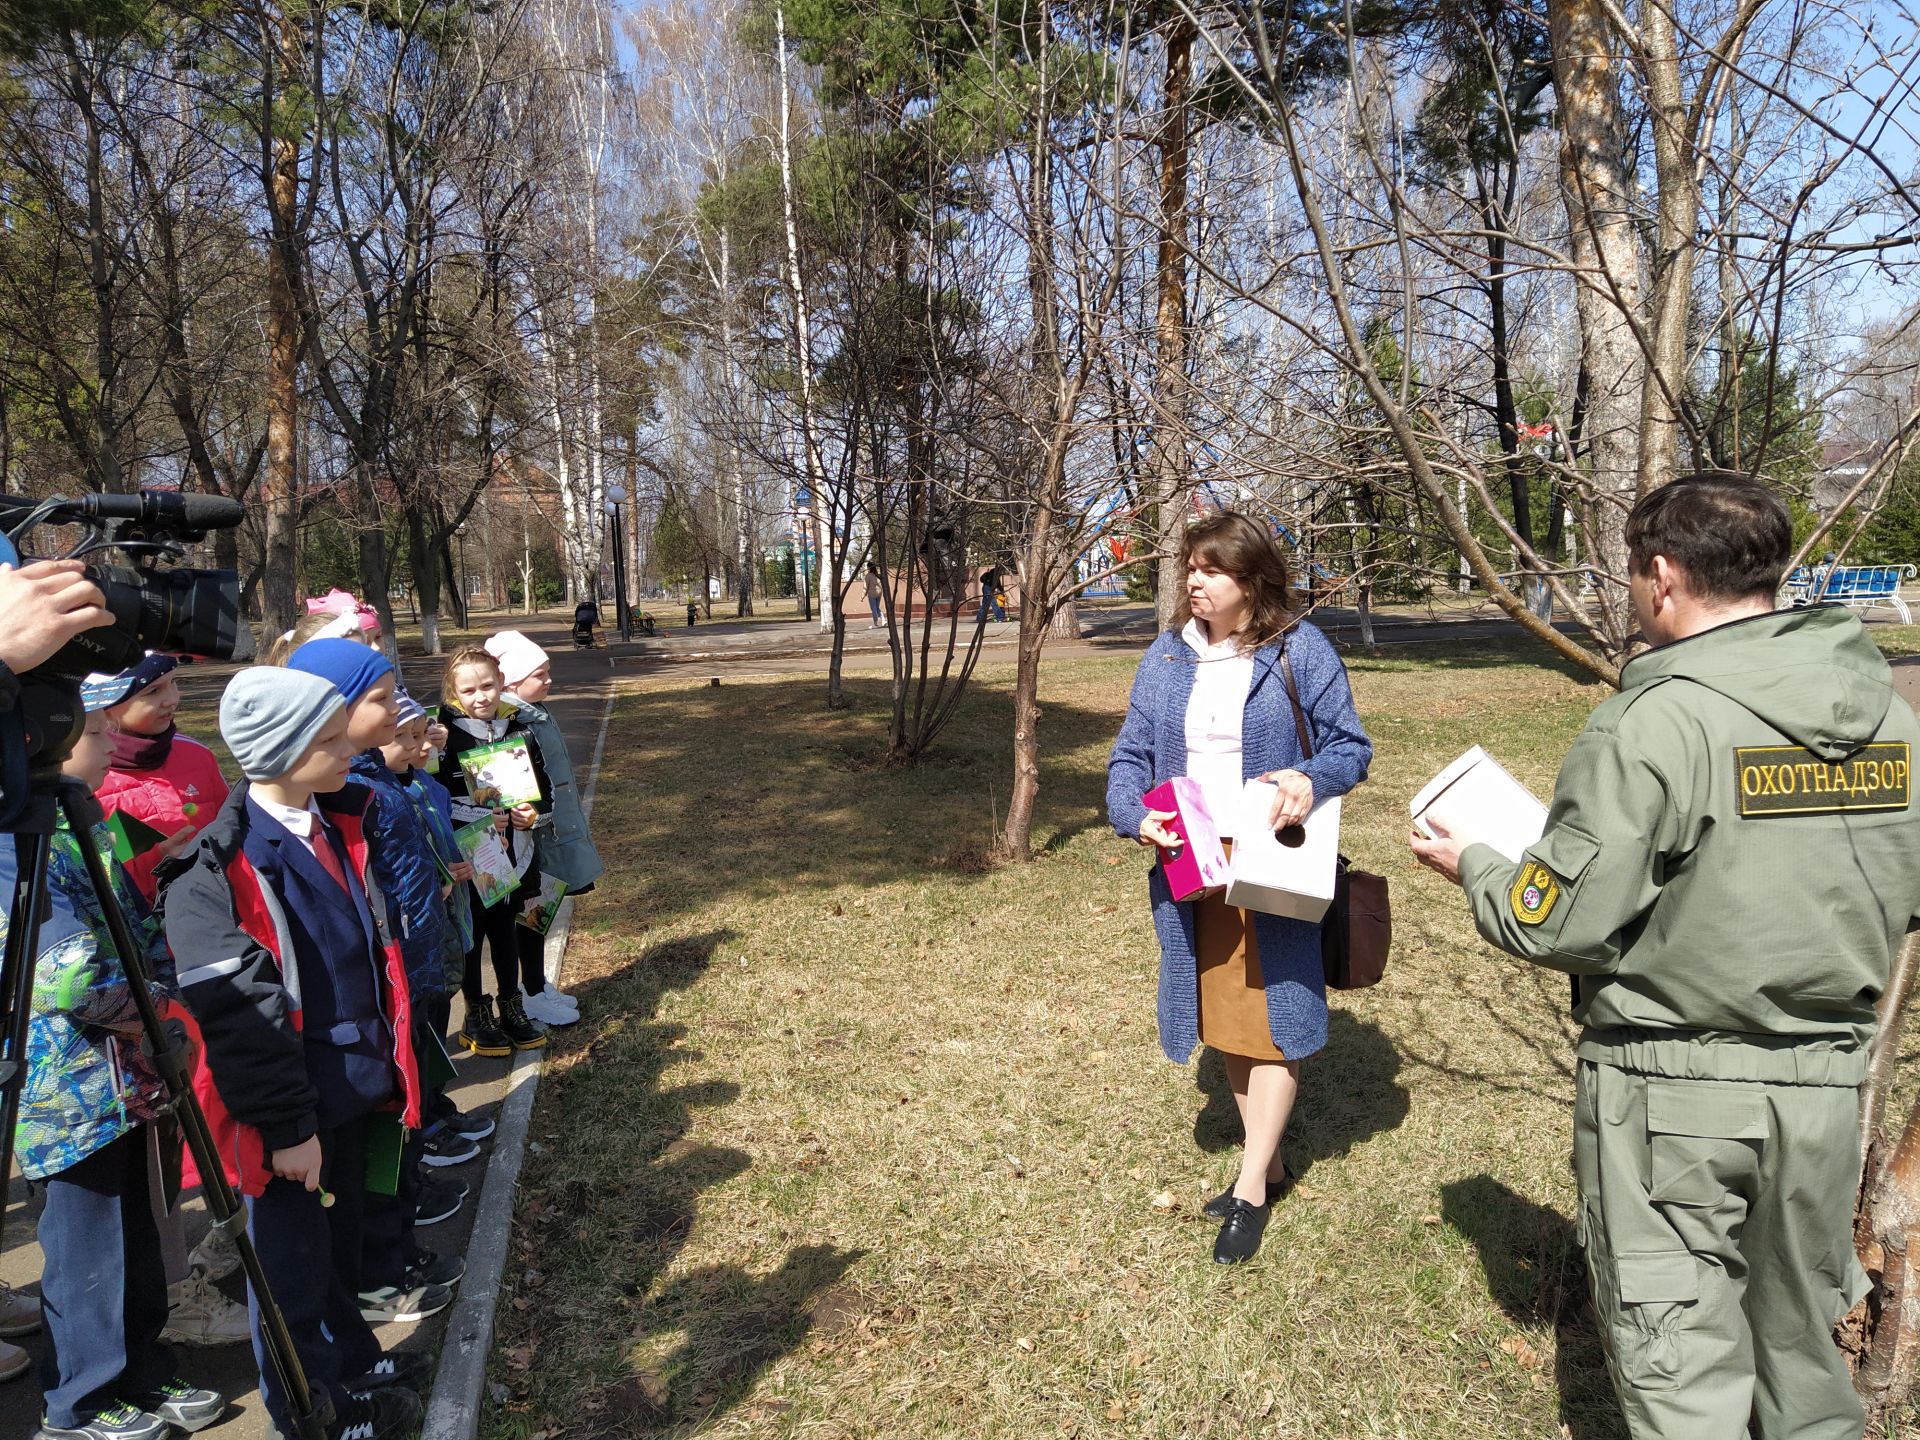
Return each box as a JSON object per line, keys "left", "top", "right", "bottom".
{"left": 1782, "top": 564, "right": 1916, "bottom": 622}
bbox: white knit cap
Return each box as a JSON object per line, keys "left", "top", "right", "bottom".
{"left": 484, "top": 630, "right": 550, "bottom": 685}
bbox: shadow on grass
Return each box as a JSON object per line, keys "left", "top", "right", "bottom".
{"left": 1441, "top": 1175, "right": 1624, "bottom": 1440}
{"left": 591, "top": 675, "right": 1126, "bottom": 930}
{"left": 1192, "top": 1010, "right": 1411, "bottom": 1180}
{"left": 505, "top": 930, "right": 863, "bottom": 1437}
{"left": 1397, "top": 963, "right": 1581, "bottom": 1102}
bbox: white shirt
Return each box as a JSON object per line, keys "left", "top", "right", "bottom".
{"left": 1181, "top": 619, "right": 1254, "bottom": 838}
{"left": 251, "top": 794, "right": 329, "bottom": 858}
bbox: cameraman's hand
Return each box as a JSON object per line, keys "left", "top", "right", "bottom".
{"left": 508, "top": 803, "right": 538, "bottom": 831}
{"left": 0, "top": 560, "right": 112, "bottom": 673}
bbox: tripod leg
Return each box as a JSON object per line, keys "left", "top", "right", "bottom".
{"left": 55, "top": 786, "right": 334, "bottom": 1440}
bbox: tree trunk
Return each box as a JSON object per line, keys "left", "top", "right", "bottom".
{"left": 1546, "top": 0, "right": 1645, "bottom": 641}
{"left": 775, "top": 0, "right": 825, "bottom": 629}
{"left": 1003, "top": 590, "right": 1050, "bottom": 862}
{"left": 1856, "top": 1093, "right": 1920, "bottom": 1425}
{"left": 1147, "top": 14, "right": 1195, "bottom": 630}
{"left": 1049, "top": 593, "right": 1079, "bottom": 641}
{"left": 259, "top": 4, "right": 305, "bottom": 637}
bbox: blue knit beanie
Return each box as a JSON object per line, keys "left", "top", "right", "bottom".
{"left": 287, "top": 637, "right": 395, "bottom": 704}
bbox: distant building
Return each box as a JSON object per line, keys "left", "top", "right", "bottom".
{"left": 1813, "top": 440, "right": 1882, "bottom": 515}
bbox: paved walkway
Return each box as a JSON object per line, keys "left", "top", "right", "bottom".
{"left": 0, "top": 640, "right": 615, "bottom": 1440}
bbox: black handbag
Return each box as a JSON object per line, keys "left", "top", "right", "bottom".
{"left": 1277, "top": 644, "right": 1392, "bottom": 990}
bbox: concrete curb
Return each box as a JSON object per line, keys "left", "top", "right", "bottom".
{"left": 422, "top": 685, "right": 617, "bottom": 1440}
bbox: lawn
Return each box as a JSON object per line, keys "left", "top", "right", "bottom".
{"left": 144, "top": 627, "right": 1920, "bottom": 1437}
{"left": 487, "top": 640, "right": 1644, "bottom": 1440}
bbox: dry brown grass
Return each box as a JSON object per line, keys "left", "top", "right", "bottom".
{"left": 461, "top": 636, "right": 1914, "bottom": 1440}
{"left": 479, "top": 641, "right": 1594, "bottom": 1439}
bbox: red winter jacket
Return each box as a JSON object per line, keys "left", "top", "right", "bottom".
{"left": 158, "top": 782, "right": 421, "bottom": 1195}
{"left": 97, "top": 733, "right": 230, "bottom": 903}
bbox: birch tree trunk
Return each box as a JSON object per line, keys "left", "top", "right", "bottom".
{"left": 774, "top": 0, "right": 826, "bottom": 628}
{"left": 1147, "top": 15, "right": 1195, "bottom": 629}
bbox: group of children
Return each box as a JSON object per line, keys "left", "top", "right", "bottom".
{"left": 2, "top": 591, "right": 603, "bottom": 1440}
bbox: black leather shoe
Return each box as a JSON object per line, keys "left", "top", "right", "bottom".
{"left": 1212, "top": 1198, "right": 1270, "bottom": 1264}
{"left": 1202, "top": 1171, "right": 1291, "bottom": 1219}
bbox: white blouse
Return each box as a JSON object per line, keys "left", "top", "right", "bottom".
{"left": 1181, "top": 619, "right": 1254, "bottom": 838}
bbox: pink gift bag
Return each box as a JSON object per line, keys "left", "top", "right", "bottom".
{"left": 1142, "top": 777, "right": 1230, "bottom": 901}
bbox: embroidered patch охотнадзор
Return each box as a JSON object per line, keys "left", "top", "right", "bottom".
{"left": 1510, "top": 860, "right": 1562, "bottom": 926}
{"left": 1734, "top": 742, "right": 1911, "bottom": 818}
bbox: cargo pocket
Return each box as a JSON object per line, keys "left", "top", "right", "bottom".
{"left": 1608, "top": 1250, "right": 1699, "bottom": 1392}
{"left": 1646, "top": 1079, "right": 1767, "bottom": 1208}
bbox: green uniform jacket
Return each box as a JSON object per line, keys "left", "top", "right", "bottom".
{"left": 1461, "top": 606, "right": 1920, "bottom": 1084}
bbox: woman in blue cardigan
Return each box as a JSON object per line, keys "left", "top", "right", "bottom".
{"left": 1108, "top": 512, "right": 1372, "bottom": 1264}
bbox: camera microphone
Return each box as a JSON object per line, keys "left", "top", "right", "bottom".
{"left": 76, "top": 491, "right": 247, "bottom": 531}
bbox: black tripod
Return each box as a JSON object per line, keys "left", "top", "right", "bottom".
{"left": 0, "top": 777, "right": 331, "bottom": 1440}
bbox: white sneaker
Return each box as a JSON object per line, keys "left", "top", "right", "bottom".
{"left": 523, "top": 991, "right": 578, "bottom": 1027}
{"left": 162, "top": 1270, "right": 251, "bottom": 1346}
{"left": 188, "top": 1223, "right": 243, "bottom": 1283}
{"left": 0, "top": 1282, "right": 40, "bottom": 1338}
{"left": 526, "top": 990, "right": 576, "bottom": 1021}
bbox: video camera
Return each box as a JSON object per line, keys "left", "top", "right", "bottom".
{"left": 0, "top": 489, "right": 256, "bottom": 831}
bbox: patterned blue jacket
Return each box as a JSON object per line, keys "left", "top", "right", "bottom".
{"left": 1107, "top": 622, "right": 1372, "bottom": 1061}
{"left": 2, "top": 818, "right": 173, "bottom": 1178}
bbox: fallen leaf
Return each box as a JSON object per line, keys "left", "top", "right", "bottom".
{"left": 1015, "top": 1336, "right": 1035, "bottom": 1352}
{"left": 1420, "top": 1214, "right": 1442, "bottom": 1226}
{"left": 1105, "top": 856, "right": 1123, "bottom": 866}
{"left": 1500, "top": 1334, "right": 1542, "bottom": 1370}
{"left": 1151, "top": 1190, "right": 1177, "bottom": 1211}
{"left": 1106, "top": 1402, "right": 1126, "bottom": 1421}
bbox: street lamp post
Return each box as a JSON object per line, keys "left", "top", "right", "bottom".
{"left": 455, "top": 524, "right": 469, "bottom": 629}
{"left": 604, "top": 484, "right": 631, "bottom": 642}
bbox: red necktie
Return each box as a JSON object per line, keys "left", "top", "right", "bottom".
{"left": 310, "top": 820, "right": 351, "bottom": 895}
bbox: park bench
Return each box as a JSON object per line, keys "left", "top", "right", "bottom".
{"left": 1782, "top": 564, "right": 1917, "bottom": 623}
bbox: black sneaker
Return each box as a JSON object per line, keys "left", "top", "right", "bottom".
{"left": 357, "top": 1281, "right": 453, "bottom": 1324}
{"left": 35, "top": 1403, "right": 169, "bottom": 1440}
{"left": 420, "top": 1126, "right": 479, "bottom": 1168}
{"left": 130, "top": 1379, "right": 227, "bottom": 1433}
{"left": 496, "top": 995, "right": 547, "bottom": 1050}
{"left": 427, "top": 1096, "right": 496, "bottom": 1142}
{"left": 348, "top": 1351, "right": 434, "bottom": 1392}
{"left": 330, "top": 1386, "right": 422, "bottom": 1440}
{"left": 456, "top": 997, "right": 510, "bottom": 1057}
{"left": 403, "top": 1246, "right": 465, "bottom": 1289}
{"left": 413, "top": 1172, "right": 467, "bottom": 1227}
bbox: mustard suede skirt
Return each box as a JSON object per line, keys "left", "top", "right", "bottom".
{"left": 1194, "top": 841, "right": 1286, "bottom": 1062}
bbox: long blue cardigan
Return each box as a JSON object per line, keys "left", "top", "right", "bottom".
{"left": 1107, "top": 623, "right": 1373, "bottom": 1062}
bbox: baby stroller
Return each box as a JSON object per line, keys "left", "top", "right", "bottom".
{"left": 573, "top": 599, "right": 604, "bottom": 648}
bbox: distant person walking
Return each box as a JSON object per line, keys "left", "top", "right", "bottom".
{"left": 865, "top": 565, "right": 884, "bottom": 628}
{"left": 977, "top": 568, "right": 1007, "bottom": 623}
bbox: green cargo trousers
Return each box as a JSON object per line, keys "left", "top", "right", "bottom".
{"left": 1573, "top": 1059, "right": 1871, "bottom": 1440}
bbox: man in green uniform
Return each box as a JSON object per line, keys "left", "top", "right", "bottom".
{"left": 1411, "top": 473, "right": 1920, "bottom": 1440}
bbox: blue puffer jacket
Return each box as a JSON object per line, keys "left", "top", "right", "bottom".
{"left": 351, "top": 751, "right": 454, "bottom": 999}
